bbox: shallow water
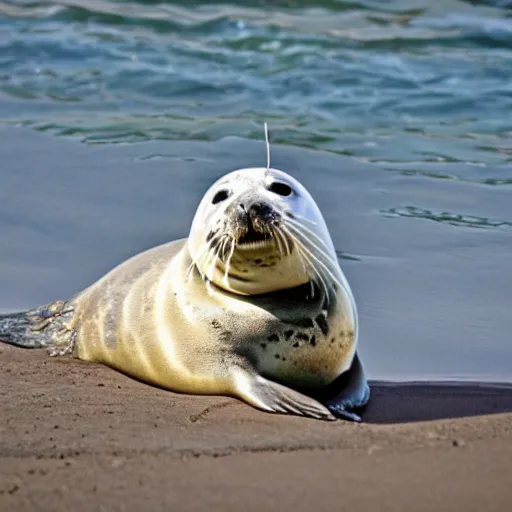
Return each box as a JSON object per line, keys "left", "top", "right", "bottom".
{"left": 0, "top": 0, "right": 511, "bottom": 382}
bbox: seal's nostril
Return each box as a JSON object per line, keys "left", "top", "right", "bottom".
{"left": 239, "top": 203, "right": 246, "bottom": 212}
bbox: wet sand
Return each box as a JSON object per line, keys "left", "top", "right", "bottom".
{"left": 1, "top": 344, "right": 511, "bottom": 512}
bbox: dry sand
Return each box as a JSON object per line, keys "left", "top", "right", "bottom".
{"left": 1, "top": 344, "right": 511, "bottom": 512}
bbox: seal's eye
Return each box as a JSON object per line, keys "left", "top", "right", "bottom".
{"left": 212, "top": 189, "right": 230, "bottom": 204}
{"left": 268, "top": 182, "right": 292, "bottom": 197}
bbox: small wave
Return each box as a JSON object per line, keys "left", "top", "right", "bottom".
{"left": 382, "top": 206, "right": 512, "bottom": 228}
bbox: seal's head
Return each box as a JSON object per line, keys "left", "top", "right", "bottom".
{"left": 188, "top": 167, "right": 339, "bottom": 296}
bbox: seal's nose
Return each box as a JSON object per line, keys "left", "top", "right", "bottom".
{"left": 248, "top": 201, "right": 275, "bottom": 222}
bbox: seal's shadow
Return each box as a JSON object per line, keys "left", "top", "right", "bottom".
{"left": 361, "top": 381, "right": 512, "bottom": 424}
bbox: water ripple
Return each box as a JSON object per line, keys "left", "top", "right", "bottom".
{"left": 382, "top": 206, "right": 512, "bottom": 228}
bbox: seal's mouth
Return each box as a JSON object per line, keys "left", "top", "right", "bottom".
{"left": 237, "top": 223, "right": 273, "bottom": 250}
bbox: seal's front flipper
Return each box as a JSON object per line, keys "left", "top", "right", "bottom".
{"left": 323, "top": 352, "right": 370, "bottom": 423}
{"left": 234, "top": 370, "right": 336, "bottom": 421}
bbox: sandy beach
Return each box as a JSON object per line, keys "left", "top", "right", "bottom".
{"left": 1, "top": 344, "right": 511, "bottom": 512}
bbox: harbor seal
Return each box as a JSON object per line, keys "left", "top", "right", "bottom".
{"left": 0, "top": 164, "right": 370, "bottom": 422}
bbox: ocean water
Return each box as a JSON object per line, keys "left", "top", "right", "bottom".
{"left": 0, "top": 0, "right": 511, "bottom": 382}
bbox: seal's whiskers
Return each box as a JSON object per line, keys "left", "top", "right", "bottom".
{"left": 279, "top": 226, "right": 316, "bottom": 297}
{"left": 275, "top": 224, "right": 311, "bottom": 291}
{"left": 288, "top": 226, "right": 344, "bottom": 288}
{"left": 286, "top": 217, "right": 330, "bottom": 252}
{"left": 219, "top": 236, "right": 230, "bottom": 262}
{"left": 271, "top": 226, "right": 284, "bottom": 258}
{"left": 290, "top": 212, "right": 317, "bottom": 227}
{"left": 284, "top": 223, "right": 339, "bottom": 278}
{"left": 187, "top": 243, "right": 210, "bottom": 283}
{"left": 277, "top": 226, "right": 292, "bottom": 257}
{"left": 206, "top": 242, "right": 222, "bottom": 284}
{"left": 223, "top": 238, "right": 236, "bottom": 287}
{"left": 188, "top": 230, "right": 229, "bottom": 285}
{"left": 282, "top": 223, "right": 342, "bottom": 299}
{"left": 295, "top": 242, "right": 330, "bottom": 303}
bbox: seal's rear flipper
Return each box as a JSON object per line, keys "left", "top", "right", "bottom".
{"left": 323, "top": 352, "right": 370, "bottom": 423}
{"left": 234, "top": 370, "right": 336, "bottom": 421}
{"left": 0, "top": 300, "right": 75, "bottom": 355}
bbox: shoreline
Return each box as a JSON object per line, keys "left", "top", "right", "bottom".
{"left": 2, "top": 343, "right": 511, "bottom": 425}
{"left": 1, "top": 344, "right": 511, "bottom": 511}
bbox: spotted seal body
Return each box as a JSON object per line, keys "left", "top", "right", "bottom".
{"left": 0, "top": 167, "right": 370, "bottom": 421}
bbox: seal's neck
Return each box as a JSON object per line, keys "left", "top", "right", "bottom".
{"left": 187, "top": 244, "right": 310, "bottom": 296}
